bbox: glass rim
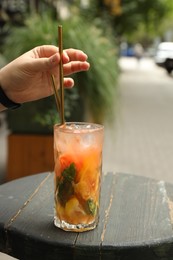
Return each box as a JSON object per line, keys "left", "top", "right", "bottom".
{"left": 54, "top": 122, "right": 104, "bottom": 133}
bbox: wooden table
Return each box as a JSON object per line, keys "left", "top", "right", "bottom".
{"left": 1, "top": 172, "right": 173, "bottom": 260}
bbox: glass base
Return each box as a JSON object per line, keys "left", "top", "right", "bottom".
{"left": 54, "top": 216, "right": 97, "bottom": 232}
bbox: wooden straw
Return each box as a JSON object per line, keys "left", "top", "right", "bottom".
{"left": 58, "top": 25, "right": 65, "bottom": 125}
{"left": 50, "top": 74, "right": 61, "bottom": 114}
{"left": 50, "top": 25, "right": 65, "bottom": 124}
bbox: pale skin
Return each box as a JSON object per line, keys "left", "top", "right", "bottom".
{"left": 0, "top": 45, "right": 90, "bottom": 111}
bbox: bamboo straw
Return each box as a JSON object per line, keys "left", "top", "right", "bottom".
{"left": 50, "top": 74, "right": 61, "bottom": 114}
{"left": 58, "top": 25, "right": 65, "bottom": 125}
{"left": 50, "top": 25, "right": 65, "bottom": 125}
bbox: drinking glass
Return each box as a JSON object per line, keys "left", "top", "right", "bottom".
{"left": 54, "top": 122, "right": 104, "bottom": 232}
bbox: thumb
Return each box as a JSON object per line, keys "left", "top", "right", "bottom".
{"left": 32, "top": 53, "right": 60, "bottom": 71}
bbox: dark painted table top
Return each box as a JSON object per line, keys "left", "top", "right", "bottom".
{"left": 1, "top": 172, "right": 173, "bottom": 260}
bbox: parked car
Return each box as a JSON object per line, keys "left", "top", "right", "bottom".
{"left": 154, "top": 42, "right": 173, "bottom": 74}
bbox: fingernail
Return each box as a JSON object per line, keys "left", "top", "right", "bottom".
{"left": 50, "top": 54, "right": 57, "bottom": 64}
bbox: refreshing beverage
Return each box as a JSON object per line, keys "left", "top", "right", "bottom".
{"left": 54, "top": 122, "right": 104, "bottom": 232}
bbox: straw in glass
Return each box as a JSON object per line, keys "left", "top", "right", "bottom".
{"left": 50, "top": 74, "right": 61, "bottom": 114}
{"left": 50, "top": 25, "right": 65, "bottom": 125}
{"left": 58, "top": 25, "right": 65, "bottom": 125}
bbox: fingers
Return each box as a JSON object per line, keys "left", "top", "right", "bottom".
{"left": 35, "top": 46, "right": 88, "bottom": 64}
{"left": 64, "top": 49, "right": 88, "bottom": 62}
{"left": 30, "top": 46, "right": 90, "bottom": 76}
{"left": 34, "top": 46, "right": 88, "bottom": 63}
{"left": 49, "top": 55, "right": 90, "bottom": 76}
{"left": 64, "top": 78, "right": 74, "bottom": 88}
{"left": 34, "top": 45, "right": 59, "bottom": 58}
{"left": 63, "top": 49, "right": 89, "bottom": 74}
{"left": 63, "top": 61, "right": 90, "bottom": 76}
{"left": 29, "top": 52, "right": 61, "bottom": 72}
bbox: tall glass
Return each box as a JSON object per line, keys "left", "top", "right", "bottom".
{"left": 54, "top": 122, "right": 104, "bottom": 232}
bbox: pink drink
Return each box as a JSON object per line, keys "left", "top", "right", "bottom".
{"left": 54, "top": 122, "right": 104, "bottom": 232}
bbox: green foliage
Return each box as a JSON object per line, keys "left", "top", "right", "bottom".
{"left": 4, "top": 13, "right": 119, "bottom": 132}
{"left": 61, "top": 16, "right": 119, "bottom": 123}
{"left": 3, "top": 14, "right": 57, "bottom": 60}
{"left": 99, "top": 0, "right": 173, "bottom": 43}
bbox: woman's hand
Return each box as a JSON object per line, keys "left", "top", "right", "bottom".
{"left": 0, "top": 45, "right": 90, "bottom": 104}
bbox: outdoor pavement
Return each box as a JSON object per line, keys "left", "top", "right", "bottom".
{"left": 103, "top": 56, "right": 173, "bottom": 184}
{"left": 1, "top": 56, "right": 173, "bottom": 259}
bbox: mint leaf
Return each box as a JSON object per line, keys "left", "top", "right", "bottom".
{"left": 62, "top": 163, "right": 76, "bottom": 182}
{"left": 87, "top": 198, "right": 97, "bottom": 216}
{"left": 58, "top": 180, "right": 74, "bottom": 206}
{"left": 57, "top": 163, "right": 76, "bottom": 206}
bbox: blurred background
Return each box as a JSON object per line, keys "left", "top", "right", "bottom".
{"left": 1, "top": 0, "right": 173, "bottom": 185}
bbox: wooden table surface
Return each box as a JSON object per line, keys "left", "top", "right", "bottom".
{"left": 1, "top": 172, "right": 173, "bottom": 260}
